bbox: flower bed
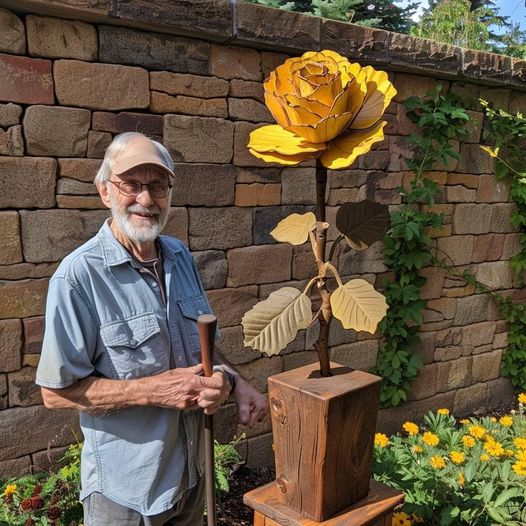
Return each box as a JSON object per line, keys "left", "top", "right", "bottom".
{"left": 374, "top": 394, "right": 526, "bottom": 525}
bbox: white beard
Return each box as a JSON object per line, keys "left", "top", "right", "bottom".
{"left": 111, "top": 201, "right": 170, "bottom": 243}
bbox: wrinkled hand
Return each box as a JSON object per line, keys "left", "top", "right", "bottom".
{"left": 197, "top": 370, "right": 231, "bottom": 415}
{"left": 234, "top": 377, "right": 268, "bottom": 428}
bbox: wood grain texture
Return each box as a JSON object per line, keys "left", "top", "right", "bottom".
{"left": 268, "top": 362, "right": 382, "bottom": 521}
{"left": 244, "top": 480, "right": 404, "bottom": 526}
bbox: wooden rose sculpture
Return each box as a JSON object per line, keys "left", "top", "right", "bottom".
{"left": 243, "top": 50, "right": 396, "bottom": 377}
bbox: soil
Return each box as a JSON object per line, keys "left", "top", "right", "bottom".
{"left": 213, "top": 466, "right": 275, "bottom": 526}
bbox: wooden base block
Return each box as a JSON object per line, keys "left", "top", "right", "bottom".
{"left": 268, "top": 362, "right": 382, "bottom": 521}
{"left": 244, "top": 479, "right": 404, "bottom": 526}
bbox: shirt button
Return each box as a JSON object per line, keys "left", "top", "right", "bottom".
{"left": 198, "top": 310, "right": 203, "bottom": 315}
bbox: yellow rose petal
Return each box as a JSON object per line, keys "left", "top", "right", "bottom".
{"left": 248, "top": 125, "right": 325, "bottom": 155}
{"left": 320, "top": 121, "right": 386, "bottom": 169}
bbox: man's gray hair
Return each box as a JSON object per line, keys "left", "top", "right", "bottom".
{"left": 94, "top": 132, "right": 174, "bottom": 184}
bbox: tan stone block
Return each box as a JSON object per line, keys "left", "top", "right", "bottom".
{"left": 217, "top": 325, "right": 260, "bottom": 365}
{"left": 58, "top": 158, "right": 101, "bottom": 183}
{"left": 437, "top": 235, "right": 474, "bottom": 266}
{"left": 227, "top": 244, "right": 292, "bottom": 287}
{"left": 446, "top": 173, "right": 479, "bottom": 188}
{"left": 393, "top": 74, "right": 439, "bottom": 103}
{"left": 30, "top": 445, "right": 69, "bottom": 473}
{"left": 161, "top": 207, "right": 188, "bottom": 246}
{"left": 92, "top": 111, "right": 163, "bottom": 136}
{"left": 8, "top": 367, "right": 41, "bottom": 407}
{"left": 424, "top": 298, "right": 456, "bottom": 323}
{"left": 0, "top": 457, "right": 31, "bottom": 479}
{"left": 0, "top": 8, "right": 25, "bottom": 54}
{"left": 23, "top": 354, "right": 40, "bottom": 367}
{"left": 228, "top": 97, "right": 272, "bottom": 123}
{"left": 434, "top": 345, "right": 463, "bottom": 362}
{"left": 207, "top": 286, "right": 258, "bottom": 328}
{"left": 436, "top": 327, "right": 463, "bottom": 347}
{"left": 0, "top": 279, "right": 48, "bottom": 318}
{"left": 443, "top": 284, "right": 476, "bottom": 298}
{"left": 374, "top": 189, "right": 402, "bottom": 205}
{"left": 281, "top": 167, "right": 317, "bottom": 205}
{"left": 471, "top": 350, "right": 502, "bottom": 383}
{"left": 502, "top": 233, "right": 521, "bottom": 259}
{"left": 57, "top": 178, "right": 98, "bottom": 195}
{"left": 486, "top": 377, "right": 514, "bottom": 412}
{"left": 329, "top": 340, "right": 379, "bottom": 371}
{"left": 20, "top": 209, "right": 108, "bottom": 263}
{"left": 453, "top": 382, "right": 488, "bottom": 417}
{"left": 396, "top": 103, "right": 419, "bottom": 136}
{"left": 150, "top": 72, "right": 228, "bottom": 99}
{"left": 0, "top": 53, "right": 53, "bottom": 105}
{"left": 0, "top": 102, "right": 22, "bottom": 127}
{"left": 407, "top": 364, "right": 437, "bottom": 401}
{"left": 387, "top": 135, "right": 417, "bottom": 171}
{"left": 491, "top": 203, "right": 520, "bottom": 233}
{"left": 419, "top": 267, "right": 445, "bottom": 300}
{"left": 87, "top": 130, "right": 112, "bottom": 159}
{"left": 493, "top": 332, "right": 507, "bottom": 349}
{"left": 359, "top": 150, "right": 389, "bottom": 170}
{"left": 457, "top": 143, "right": 495, "bottom": 174}
{"left": 27, "top": 15, "right": 97, "bottom": 60}
{"left": 240, "top": 432, "right": 274, "bottom": 469}
{"left": 510, "top": 90, "right": 526, "bottom": 114}
{"left": 229, "top": 79, "right": 264, "bottom": 103}
{"left": 235, "top": 183, "right": 281, "bottom": 206}
{"left": 0, "top": 211, "right": 22, "bottom": 264}
{"left": 477, "top": 175, "right": 510, "bottom": 203}
{"left": 479, "top": 87, "right": 511, "bottom": 110}
{"left": 0, "top": 125, "right": 23, "bottom": 156}
{"left": 475, "top": 261, "right": 514, "bottom": 290}
{"left": 189, "top": 207, "right": 252, "bottom": 251}
{"left": 292, "top": 250, "right": 317, "bottom": 281}
{"left": 328, "top": 186, "right": 367, "bottom": 206}
{"left": 210, "top": 45, "right": 261, "bottom": 81}
{"left": 261, "top": 51, "right": 290, "bottom": 77}
{"left": 421, "top": 203, "right": 454, "bottom": 215}
{"left": 461, "top": 321, "right": 496, "bottom": 347}
{"left": 329, "top": 169, "right": 368, "bottom": 188}
{"left": 472, "top": 343, "right": 493, "bottom": 356}
{"left": 0, "top": 262, "right": 58, "bottom": 281}
{"left": 23, "top": 316, "right": 44, "bottom": 355}
{"left": 172, "top": 163, "right": 235, "bottom": 207}
{"left": 472, "top": 233, "right": 505, "bottom": 262}
{"left": 54, "top": 60, "right": 149, "bottom": 110}
{"left": 164, "top": 114, "right": 234, "bottom": 164}
{"left": 234, "top": 121, "right": 275, "bottom": 168}
{"left": 0, "top": 319, "right": 22, "bottom": 372}
{"left": 237, "top": 167, "right": 280, "bottom": 184}
{"left": 237, "top": 355, "right": 284, "bottom": 394}
{"left": 0, "top": 405, "right": 80, "bottom": 461}
{"left": 425, "top": 224, "right": 452, "bottom": 239}
{"left": 56, "top": 195, "right": 105, "bottom": 209}
{"left": 282, "top": 350, "right": 318, "bottom": 372}
{"left": 0, "top": 157, "right": 56, "bottom": 208}
{"left": 436, "top": 357, "right": 471, "bottom": 392}
{"left": 150, "top": 92, "right": 228, "bottom": 118}
{"left": 453, "top": 294, "right": 492, "bottom": 325}
{"left": 23, "top": 105, "right": 90, "bottom": 156}
{"left": 453, "top": 204, "right": 492, "bottom": 234}
{"left": 446, "top": 185, "right": 476, "bottom": 203}
{"left": 464, "top": 110, "right": 483, "bottom": 143}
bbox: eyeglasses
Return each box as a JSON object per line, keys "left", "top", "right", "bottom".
{"left": 108, "top": 179, "right": 172, "bottom": 198}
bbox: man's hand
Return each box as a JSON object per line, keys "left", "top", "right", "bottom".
{"left": 233, "top": 376, "right": 269, "bottom": 428}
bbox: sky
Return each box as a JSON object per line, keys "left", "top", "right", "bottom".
{"left": 396, "top": 0, "right": 526, "bottom": 30}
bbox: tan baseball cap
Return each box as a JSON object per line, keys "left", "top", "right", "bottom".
{"left": 112, "top": 135, "right": 175, "bottom": 178}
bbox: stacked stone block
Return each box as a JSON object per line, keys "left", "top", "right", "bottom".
{"left": 0, "top": 2, "right": 524, "bottom": 475}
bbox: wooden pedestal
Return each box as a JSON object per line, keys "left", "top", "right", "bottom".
{"left": 268, "top": 362, "right": 382, "bottom": 521}
{"left": 244, "top": 479, "right": 404, "bottom": 526}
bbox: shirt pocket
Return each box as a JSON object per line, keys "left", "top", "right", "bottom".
{"left": 100, "top": 313, "right": 168, "bottom": 380}
{"left": 177, "top": 294, "right": 213, "bottom": 362}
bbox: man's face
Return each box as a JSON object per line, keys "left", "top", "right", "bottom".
{"left": 106, "top": 165, "right": 172, "bottom": 244}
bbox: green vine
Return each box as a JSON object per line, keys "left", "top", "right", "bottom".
{"left": 374, "top": 86, "right": 469, "bottom": 407}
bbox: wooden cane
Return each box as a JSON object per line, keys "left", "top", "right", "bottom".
{"left": 197, "top": 314, "right": 217, "bottom": 526}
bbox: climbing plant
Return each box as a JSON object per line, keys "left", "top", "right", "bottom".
{"left": 374, "top": 86, "right": 469, "bottom": 407}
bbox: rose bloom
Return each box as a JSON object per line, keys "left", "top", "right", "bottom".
{"left": 518, "top": 393, "right": 526, "bottom": 404}
{"left": 430, "top": 455, "right": 446, "bottom": 469}
{"left": 499, "top": 415, "right": 513, "bottom": 427}
{"left": 514, "top": 437, "right": 526, "bottom": 450}
{"left": 403, "top": 421, "right": 419, "bottom": 435}
{"left": 423, "top": 431, "right": 439, "bottom": 447}
{"left": 462, "top": 435, "right": 476, "bottom": 448}
{"left": 437, "top": 408, "right": 450, "bottom": 415}
{"left": 469, "top": 425, "right": 486, "bottom": 439}
{"left": 374, "top": 433, "right": 389, "bottom": 448}
{"left": 450, "top": 451, "right": 465, "bottom": 464}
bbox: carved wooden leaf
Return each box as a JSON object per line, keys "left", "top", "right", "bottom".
{"left": 242, "top": 287, "right": 312, "bottom": 355}
{"left": 270, "top": 212, "right": 316, "bottom": 245}
{"left": 330, "top": 279, "right": 388, "bottom": 333}
{"left": 336, "top": 200, "right": 390, "bottom": 249}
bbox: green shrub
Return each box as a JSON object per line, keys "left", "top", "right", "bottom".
{"left": 373, "top": 394, "right": 526, "bottom": 525}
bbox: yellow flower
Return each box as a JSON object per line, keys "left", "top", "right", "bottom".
{"left": 518, "top": 393, "right": 526, "bottom": 404}
{"left": 430, "top": 455, "right": 446, "bottom": 469}
{"left": 2, "top": 484, "right": 16, "bottom": 497}
{"left": 459, "top": 419, "right": 470, "bottom": 425}
{"left": 437, "top": 408, "right": 450, "bottom": 415}
{"left": 462, "top": 435, "right": 476, "bottom": 448}
{"left": 490, "top": 417, "right": 497, "bottom": 423}
{"left": 450, "top": 451, "right": 466, "bottom": 464}
{"left": 480, "top": 145, "right": 500, "bottom": 158}
{"left": 423, "top": 431, "right": 439, "bottom": 447}
{"left": 512, "top": 460, "right": 526, "bottom": 476}
{"left": 392, "top": 511, "right": 411, "bottom": 526}
{"left": 515, "top": 437, "right": 526, "bottom": 450}
{"left": 248, "top": 50, "right": 396, "bottom": 169}
{"left": 484, "top": 439, "right": 505, "bottom": 457}
{"left": 516, "top": 449, "right": 526, "bottom": 462}
{"left": 480, "top": 453, "right": 490, "bottom": 462}
{"left": 403, "top": 421, "right": 419, "bottom": 435}
{"left": 458, "top": 472, "right": 465, "bottom": 487}
{"left": 499, "top": 415, "right": 513, "bottom": 427}
{"left": 412, "top": 445, "right": 424, "bottom": 454}
{"left": 375, "top": 433, "right": 389, "bottom": 448}
{"left": 469, "top": 425, "right": 486, "bottom": 439}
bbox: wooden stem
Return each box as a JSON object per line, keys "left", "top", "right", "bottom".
{"left": 313, "top": 161, "right": 332, "bottom": 377}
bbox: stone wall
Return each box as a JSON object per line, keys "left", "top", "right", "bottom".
{"left": 0, "top": 0, "right": 525, "bottom": 477}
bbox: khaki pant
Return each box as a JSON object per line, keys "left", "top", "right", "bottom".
{"left": 83, "top": 477, "right": 205, "bottom": 526}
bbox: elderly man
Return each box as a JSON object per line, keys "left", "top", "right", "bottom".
{"left": 36, "top": 132, "right": 268, "bottom": 526}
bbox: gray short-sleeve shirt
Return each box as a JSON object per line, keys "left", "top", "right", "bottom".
{"left": 36, "top": 220, "right": 214, "bottom": 515}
